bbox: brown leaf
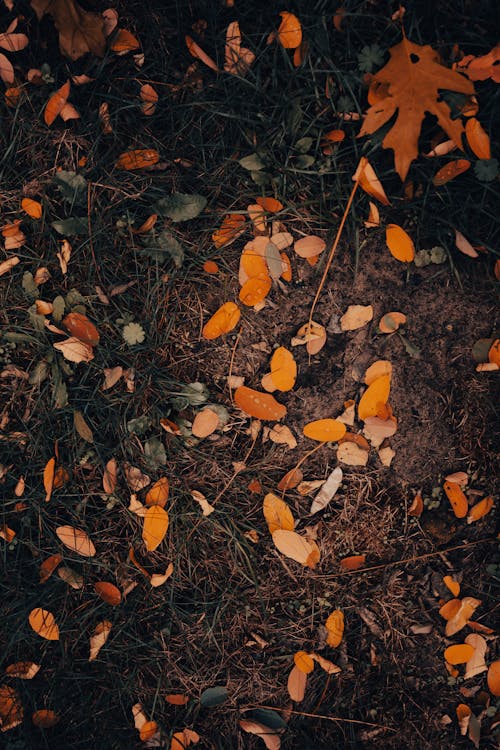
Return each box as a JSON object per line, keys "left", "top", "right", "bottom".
{"left": 192, "top": 408, "right": 220, "bottom": 438}
{"left": 111, "top": 28, "right": 140, "bottom": 54}
{"left": 115, "top": 149, "right": 160, "bottom": 170}
{"left": 31, "top": 0, "right": 106, "bottom": 60}
{"left": 89, "top": 620, "right": 112, "bottom": 661}
{"left": 0, "top": 685, "right": 23, "bottom": 731}
{"left": 272, "top": 529, "right": 320, "bottom": 568}
{"left": 234, "top": 386, "right": 286, "bottom": 421}
{"left": 94, "top": 582, "right": 121, "bottom": 606}
{"left": 53, "top": 337, "right": 94, "bottom": 363}
{"left": 0, "top": 255, "right": 20, "bottom": 276}
{"left": 446, "top": 597, "right": 481, "bottom": 637}
{"left": 239, "top": 719, "right": 281, "bottom": 749}
{"left": 5, "top": 662, "right": 40, "bottom": 680}
{"left": 39, "top": 554, "right": 63, "bottom": 583}
{"left": 73, "top": 410, "right": 93, "bottom": 443}
{"left": 146, "top": 477, "right": 170, "bottom": 507}
{"left": 263, "top": 493, "right": 295, "bottom": 534}
{"left": 63, "top": 312, "right": 100, "bottom": 345}
{"left": 103, "top": 457, "right": 118, "bottom": 494}
{"left": 464, "top": 634, "right": 487, "bottom": 680}
{"left": 340, "top": 304, "right": 373, "bottom": 331}
{"left": 123, "top": 464, "right": 150, "bottom": 492}
{"left": 287, "top": 664, "right": 307, "bottom": 701}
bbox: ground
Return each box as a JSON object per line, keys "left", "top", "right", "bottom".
{"left": 0, "top": 1, "right": 498, "bottom": 749}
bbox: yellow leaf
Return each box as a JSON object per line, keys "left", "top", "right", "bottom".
{"left": 325, "top": 609, "right": 344, "bottom": 647}
{"left": 272, "top": 529, "right": 320, "bottom": 568}
{"left": 28, "top": 608, "right": 59, "bottom": 641}
{"left": 239, "top": 275, "right": 272, "bottom": 306}
{"left": 293, "top": 651, "right": 314, "bottom": 674}
{"left": 21, "top": 198, "right": 42, "bottom": 219}
{"left": 171, "top": 728, "right": 200, "bottom": 749}
{"left": 378, "top": 312, "right": 407, "bottom": 333}
{"left": 43, "top": 457, "right": 55, "bottom": 502}
{"left": 303, "top": 418, "right": 346, "bottom": 442}
{"left": 142, "top": 505, "right": 169, "bottom": 552}
{"left": 140, "top": 721, "right": 158, "bottom": 741}
{"left": 202, "top": 301, "right": 240, "bottom": 339}
{"left": 277, "top": 11, "right": 302, "bottom": 49}
{"left": 385, "top": 224, "right": 415, "bottom": 262}
{"left": 443, "top": 481, "right": 468, "bottom": 518}
{"left": 263, "top": 493, "right": 295, "bottom": 534}
{"left": 358, "top": 374, "right": 391, "bottom": 420}
{"left": 56, "top": 525, "right": 96, "bottom": 557}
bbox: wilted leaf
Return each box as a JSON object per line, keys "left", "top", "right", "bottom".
{"left": 39, "top": 554, "right": 63, "bottom": 583}
{"left": 192, "top": 408, "right": 220, "bottom": 438}
{"left": 73, "top": 410, "right": 93, "bottom": 443}
{"left": 142, "top": 505, "right": 169, "bottom": 552}
{"left": 0, "top": 256, "right": 20, "bottom": 276}
{"left": 140, "top": 83, "right": 158, "bottom": 116}
{"left": 443, "top": 575, "right": 460, "bottom": 597}
{"left": 53, "top": 170, "right": 87, "bottom": 206}
{"left": 456, "top": 703, "right": 472, "bottom": 735}
{"left": 52, "top": 216, "right": 88, "bottom": 235}
{"left": 272, "top": 529, "right": 320, "bottom": 568}
{"left": 103, "top": 458, "right": 118, "bottom": 494}
{"left": 311, "top": 653, "right": 342, "bottom": 674}
{"left": 234, "top": 386, "right": 287, "bottom": 421}
{"left": 5, "top": 662, "right": 40, "bottom": 680}
{"left": 378, "top": 312, "right": 407, "bottom": 333}
{"left": 454, "top": 230, "right": 479, "bottom": 259}
{"left": 89, "top": 620, "right": 112, "bottom": 661}
{"left": 0, "top": 53, "right": 14, "bottom": 85}
{"left": 263, "top": 493, "right": 295, "bottom": 534}
{"left": 340, "top": 304, "right": 373, "bottom": 331}
{"left": 287, "top": 664, "right": 307, "bottom": 701}
{"left": 443, "top": 481, "right": 468, "bottom": 518}
{"left": 43, "top": 456, "right": 56, "bottom": 502}
{"left": 310, "top": 467, "right": 343, "bottom": 514}
{"left": 352, "top": 156, "right": 390, "bottom": 205}
{"left": 465, "top": 118, "right": 491, "bottom": 160}
{"left": 385, "top": 224, "right": 415, "bottom": 262}
{"left": 277, "top": 468, "right": 303, "bottom": 492}
{"left": 446, "top": 597, "right": 481, "bottom": 637}
{"left": 28, "top": 608, "right": 59, "bottom": 640}
{"left": 0, "top": 685, "right": 23, "bottom": 731}
{"left": 171, "top": 728, "right": 200, "bottom": 749}
{"left": 202, "top": 301, "right": 240, "bottom": 339}
{"left": 185, "top": 34, "right": 219, "bottom": 71}
{"left": 303, "top": 419, "right": 346, "bottom": 442}
{"left": 325, "top": 609, "right": 344, "bottom": 647}
{"left": 58, "top": 566, "right": 84, "bottom": 589}
{"left": 94, "top": 582, "right": 121, "bottom": 606}
{"left": 155, "top": 192, "right": 207, "bottom": 222}
{"left": 150, "top": 562, "right": 174, "bottom": 587}
{"left": 56, "top": 525, "right": 96, "bottom": 557}
{"left": 268, "top": 424, "right": 297, "bottom": 449}
{"left": 464, "top": 634, "right": 487, "bottom": 679}
{"left": 191, "top": 490, "right": 215, "bottom": 516}
{"left": 111, "top": 28, "right": 140, "bottom": 54}
{"left": 31, "top": 0, "right": 106, "bottom": 60}
{"left": 123, "top": 464, "right": 150, "bottom": 492}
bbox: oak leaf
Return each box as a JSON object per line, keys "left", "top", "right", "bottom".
{"left": 359, "top": 38, "right": 474, "bottom": 180}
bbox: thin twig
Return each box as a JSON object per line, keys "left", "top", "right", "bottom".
{"left": 241, "top": 704, "right": 396, "bottom": 731}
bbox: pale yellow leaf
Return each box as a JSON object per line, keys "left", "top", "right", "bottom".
{"left": 271, "top": 529, "right": 320, "bottom": 568}
{"left": 340, "top": 304, "right": 373, "bottom": 331}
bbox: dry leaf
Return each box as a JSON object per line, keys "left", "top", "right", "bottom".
{"left": 340, "top": 304, "right": 373, "bottom": 331}
{"left": 94, "top": 582, "right": 121, "bottom": 606}
{"left": 0, "top": 256, "right": 20, "bottom": 276}
{"left": 53, "top": 337, "right": 94, "bottom": 364}
{"left": 487, "top": 660, "right": 500, "bottom": 696}
{"left": 124, "top": 464, "right": 151, "bottom": 492}
{"left": 464, "top": 634, "right": 487, "bottom": 680}
{"left": 239, "top": 719, "right": 281, "bottom": 750}
{"left": 310, "top": 467, "right": 342, "bottom": 514}
{"left": 203, "top": 260, "right": 219, "bottom": 274}
{"left": 212, "top": 213, "right": 246, "bottom": 248}
{"left": 287, "top": 664, "right": 307, "bottom": 701}
{"left": 359, "top": 39, "right": 474, "bottom": 180}
{"left": 294, "top": 235, "right": 326, "bottom": 259}
{"left": 455, "top": 230, "right": 479, "bottom": 259}
{"left": 57, "top": 566, "right": 84, "bottom": 589}
{"left": 44, "top": 80, "right": 70, "bottom": 125}
{"left": 467, "top": 496, "right": 493, "bottom": 524}
{"left": 465, "top": 118, "right": 491, "bottom": 160}
{"left": 364, "top": 201, "right": 380, "bottom": 228}
{"left": 63, "top": 312, "right": 100, "bottom": 346}
{"left": 293, "top": 651, "right": 315, "bottom": 674}
{"left": 234, "top": 386, "right": 286, "bottom": 421}
{"left": 146, "top": 477, "right": 170, "bottom": 507}
{"left": 272, "top": 529, "right": 320, "bottom": 568}
{"left": 191, "top": 490, "right": 215, "bottom": 516}
{"left": 150, "top": 562, "right": 174, "bottom": 587}
{"left": 446, "top": 597, "right": 481, "bottom": 637}
{"left": 386, "top": 224, "right": 415, "bottom": 262}
{"left": 21, "top": 198, "right": 42, "bottom": 219}
{"left": 443, "top": 575, "right": 460, "bottom": 597}
{"left": 5, "top": 662, "right": 40, "bottom": 680}
{"left": 352, "top": 156, "right": 390, "bottom": 205}
{"left": 102, "top": 457, "right": 118, "bottom": 494}
{"left": 269, "top": 424, "right": 297, "bottom": 449}
{"left": 263, "top": 493, "right": 295, "bottom": 534}
{"left": 0, "top": 685, "right": 23, "bottom": 731}
{"left": 378, "top": 312, "right": 407, "bottom": 333}
{"left": 267, "top": 347, "right": 297, "bottom": 391}
{"left": 140, "top": 83, "right": 158, "bottom": 116}
{"left": 115, "top": 149, "right": 160, "bottom": 170}
{"left": 28, "top": 608, "right": 59, "bottom": 640}
{"left": 277, "top": 11, "right": 302, "bottom": 49}
{"left": 378, "top": 446, "right": 395, "bottom": 466}
{"left": 443, "top": 481, "right": 468, "bottom": 518}
{"left": 142, "top": 505, "right": 169, "bottom": 552}
{"left": 202, "top": 301, "right": 240, "bottom": 339}
{"left": 433, "top": 159, "right": 471, "bottom": 186}
{"left": 340, "top": 554, "right": 366, "bottom": 571}
{"left": 165, "top": 694, "right": 189, "bottom": 706}
{"left": 456, "top": 703, "right": 472, "bottom": 735}
{"left": 303, "top": 419, "right": 346, "bottom": 442}
{"left": 185, "top": 34, "right": 219, "bottom": 72}
{"left": 171, "top": 728, "right": 200, "bottom": 749}
{"left": 89, "top": 620, "right": 112, "bottom": 661}
{"left": 39, "top": 554, "right": 63, "bottom": 583}
{"left": 111, "top": 28, "right": 140, "bottom": 54}
{"left": 363, "top": 416, "right": 397, "bottom": 448}
{"left": 239, "top": 275, "right": 272, "bottom": 306}
{"left": 56, "top": 525, "right": 96, "bottom": 557}
{"left": 325, "top": 610, "right": 344, "bottom": 647}
{"left": 192, "top": 408, "right": 220, "bottom": 438}
{"left": 277, "top": 468, "right": 303, "bottom": 491}
{"left": 73, "top": 410, "right": 93, "bottom": 443}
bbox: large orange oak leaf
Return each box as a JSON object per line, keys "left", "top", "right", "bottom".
{"left": 359, "top": 38, "right": 474, "bottom": 180}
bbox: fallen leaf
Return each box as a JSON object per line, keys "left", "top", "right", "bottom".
{"left": 359, "top": 39, "right": 474, "bottom": 180}
{"left": 56, "top": 525, "right": 96, "bottom": 557}
{"left": 171, "top": 728, "right": 200, "bottom": 749}
{"left": 43, "top": 457, "right": 56, "bottom": 502}
{"left": 467, "top": 496, "right": 493, "bottom": 524}
{"left": 21, "top": 198, "right": 42, "bottom": 219}
{"left": 310, "top": 467, "right": 342, "bottom": 514}
{"left": 142, "top": 505, "right": 169, "bottom": 552}
{"left": 272, "top": 529, "right": 320, "bottom": 568}
{"left": 433, "top": 159, "right": 471, "bottom": 186}
{"left": 32, "top": 0, "right": 106, "bottom": 60}
{"left": 57, "top": 566, "right": 84, "bottom": 589}
{"left": 465, "top": 118, "right": 491, "bottom": 160}
{"left": 487, "top": 660, "right": 500, "bottom": 696}
{"left": 455, "top": 230, "right": 479, "bottom": 259}
{"left": 294, "top": 651, "right": 314, "bottom": 674}
{"left": 444, "top": 643, "right": 475, "bottom": 665}
{"left": 263, "top": 493, "right": 295, "bottom": 534}
{"left": 145, "top": 478, "right": 170, "bottom": 507}
{"left": 165, "top": 694, "right": 189, "bottom": 706}
{"left": 192, "top": 408, "right": 220, "bottom": 438}
{"left": 239, "top": 275, "right": 272, "bottom": 306}
{"left": 291, "top": 321, "right": 327, "bottom": 355}
{"left": 212, "top": 214, "right": 246, "bottom": 248}
{"left": 103, "top": 458, "right": 118, "bottom": 494}
{"left": 378, "top": 445, "right": 395, "bottom": 466}
{"left": 337, "top": 441, "right": 369, "bottom": 466}
{"left": 115, "top": 149, "right": 160, "bottom": 170}
{"left": 111, "top": 28, "right": 140, "bottom": 54}
{"left": 363, "top": 416, "right": 397, "bottom": 448}
{"left": 73, "top": 410, "right": 93, "bottom": 443}
{"left": 202, "top": 301, "right": 240, "bottom": 339}
{"left": 94, "top": 582, "right": 121, "bottom": 606}
{"left": 378, "top": 312, "right": 407, "bottom": 333}
{"left": 340, "top": 304, "right": 373, "bottom": 331}
{"left": 464, "top": 634, "right": 487, "bottom": 680}
{"left": 277, "top": 11, "right": 302, "bottom": 49}
{"left": 294, "top": 236, "right": 326, "bottom": 258}
{"left": 191, "top": 490, "right": 215, "bottom": 516}
{"left": 457, "top": 703, "right": 472, "bottom": 735}
{"left": 0, "top": 684, "right": 23, "bottom": 731}
{"left": 439, "top": 598, "right": 462, "bottom": 621}
{"left": 386, "top": 224, "right": 415, "bottom": 262}
{"left": 44, "top": 80, "right": 70, "bottom": 125}
{"left": 0, "top": 256, "right": 20, "bottom": 276}
{"left": 239, "top": 719, "right": 281, "bottom": 750}
{"left": 185, "top": 34, "right": 219, "bottom": 72}
{"left": 358, "top": 374, "right": 391, "bottom": 420}
{"left": 352, "top": 156, "right": 390, "bottom": 205}
{"left": 39, "top": 554, "right": 63, "bottom": 583}
{"left": 150, "top": 562, "right": 174, "bottom": 587}
{"left": 53, "top": 337, "right": 94, "bottom": 364}
{"left": 303, "top": 419, "right": 346, "bottom": 442}
{"left": 28, "top": 608, "right": 59, "bottom": 640}
{"left": 123, "top": 464, "right": 150, "bottom": 492}
{"left": 89, "top": 620, "right": 112, "bottom": 661}
{"left": 443, "top": 575, "right": 460, "bottom": 597}
{"left": 140, "top": 721, "right": 159, "bottom": 741}
{"left": 203, "top": 260, "right": 219, "bottom": 274}
{"left": 443, "top": 481, "right": 468, "bottom": 518}
{"left": 340, "top": 554, "right": 366, "bottom": 571}
{"left": 325, "top": 610, "right": 344, "bottom": 647}
{"left": 269, "top": 424, "right": 297, "bottom": 449}
{"left": 364, "top": 201, "right": 380, "bottom": 228}
{"left": 234, "top": 386, "right": 286, "bottom": 421}
{"left": 267, "top": 347, "right": 297, "bottom": 392}
{"left": 256, "top": 197, "right": 283, "bottom": 213}
{"left": 63, "top": 312, "right": 100, "bottom": 345}
{"left": 5, "top": 662, "right": 40, "bottom": 680}
{"left": 140, "top": 83, "right": 158, "bottom": 116}
{"left": 287, "top": 664, "right": 307, "bottom": 701}
{"left": 277, "top": 468, "right": 303, "bottom": 491}
{"left": 446, "top": 597, "right": 481, "bottom": 637}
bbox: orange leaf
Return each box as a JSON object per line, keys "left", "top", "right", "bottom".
{"left": 487, "top": 660, "right": 500, "bottom": 696}
{"left": 445, "top": 597, "right": 481, "bottom": 637}
{"left": 268, "top": 347, "right": 297, "bottom": 391}
{"left": 192, "top": 408, "right": 220, "bottom": 438}
{"left": 142, "top": 505, "right": 169, "bottom": 552}
{"left": 0, "top": 684, "right": 23, "bottom": 731}
{"left": 408, "top": 493, "right": 424, "bottom": 517}
{"left": 352, "top": 156, "right": 390, "bottom": 205}
{"left": 443, "top": 481, "right": 468, "bottom": 518}
{"left": 444, "top": 643, "right": 474, "bottom": 665}
{"left": 239, "top": 275, "right": 272, "bottom": 306}
{"left": 62, "top": 312, "right": 100, "bottom": 345}
{"left": 115, "top": 149, "right": 160, "bottom": 170}
{"left": 385, "top": 224, "right": 415, "bottom": 262}
{"left": 467, "top": 496, "right": 493, "bottom": 523}
{"left": 5, "top": 662, "right": 40, "bottom": 680}
{"left": 44, "top": 80, "right": 70, "bottom": 126}
{"left": 263, "top": 493, "right": 295, "bottom": 534}
{"left": 140, "top": 721, "right": 158, "bottom": 741}
{"left": 239, "top": 719, "right": 281, "bottom": 749}
{"left": 364, "top": 201, "right": 380, "bottom": 228}
{"left": 465, "top": 118, "right": 491, "bottom": 160}
{"left": 203, "top": 260, "right": 219, "bottom": 274}
{"left": 287, "top": 664, "right": 307, "bottom": 701}
{"left": 145, "top": 477, "right": 170, "bottom": 507}
{"left": 340, "top": 554, "right": 366, "bottom": 571}
{"left": 53, "top": 337, "right": 95, "bottom": 363}
{"left": 358, "top": 374, "right": 391, "bottom": 420}
{"left": 212, "top": 213, "right": 246, "bottom": 248}
{"left": 21, "top": 198, "right": 42, "bottom": 219}
{"left": 443, "top": 575, "right": 460, "bottom": 597}
{"left": 364, "top": 360, "right": 392, "bottom": 385}
{"left": 378, "top": 312, "right": 407, "bottom": 333}
{"left": 234, "top": 386, "right": 286, "bottom": 420}
{"left": 325, "top": 609, "right": 344, "bottom": 647}
{"left": 255, "top": 197, "right": 283, "bottom": 213}
{"left": 43, "top": 457, "right": 56, "bottom": 502}
{"left": 94, "top": 582, "right": 122, "bottom": 606}
{"left": 89, "top": 620, "right": 112, "bottom": 661}
{"left": 39, "top": 554, "right": 63, "bottom": 583}
{"left": 140, "top": 83, "right": 158, "bottom": 116}
{"left": 185, "top": 35, "right": 220, "bottom": 72}
{"left": 28, "top": 608, "right": 59, "bottom": 640}
{"left": 432, "top": 159, "right": 471, "bottom": 186}
{"left": 56, "top": 525, "right": 96, "bottom": 557}
{"left": 111, "top": 28, "right": 140, "bottom": 54}
{"left": 489, "top": 339, "right": 500, "bottom": 365}
{"left": 277, "top": 11, "right": 302, "bottom": 49}
{"left": 294, "top": 235, "right": 326, "bottom": 258}
{"left": 103, "top": 457, "right": 118, "bottom": 494}
{"left": 303, "top": 418, "right": 346, "bottom": 442}
{"left": 456, "top": 704, "right": 471, "bottom": 735}
{"left": 280, "top": 252, "right": 292, "bottom": 281}
{"left": 455, "top": 229, "right": 479, "bottom": 258}
{"left": 439, "top": 598, "right": 461, "bottom": 621}
{"left": 165, "top": 694, "right": 190, "bottom": 706}
{"left": 32, "top": 709, "right": 60, "bottom": 728}
{"left": 277, "top": 467, "right": 303, "bottom": 491}
{"left": 294, "top": 651, "right": 314, "bottom": 674}
{"left": 272, "top": 529, "right": 320, "bottom": 568}
{"left": 202, "top": 301, "right": 240, "bottom": 339}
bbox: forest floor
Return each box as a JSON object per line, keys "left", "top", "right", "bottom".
{"left": 0, "top": 1, "right": 498, "bottom": 749}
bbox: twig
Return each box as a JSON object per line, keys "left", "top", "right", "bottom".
{"left": 241, "top": 704, "right": 396, "bottom": 731}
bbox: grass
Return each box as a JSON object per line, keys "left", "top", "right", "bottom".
{"left": 1, "top": 0, "right": 499, "bottom": 748}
